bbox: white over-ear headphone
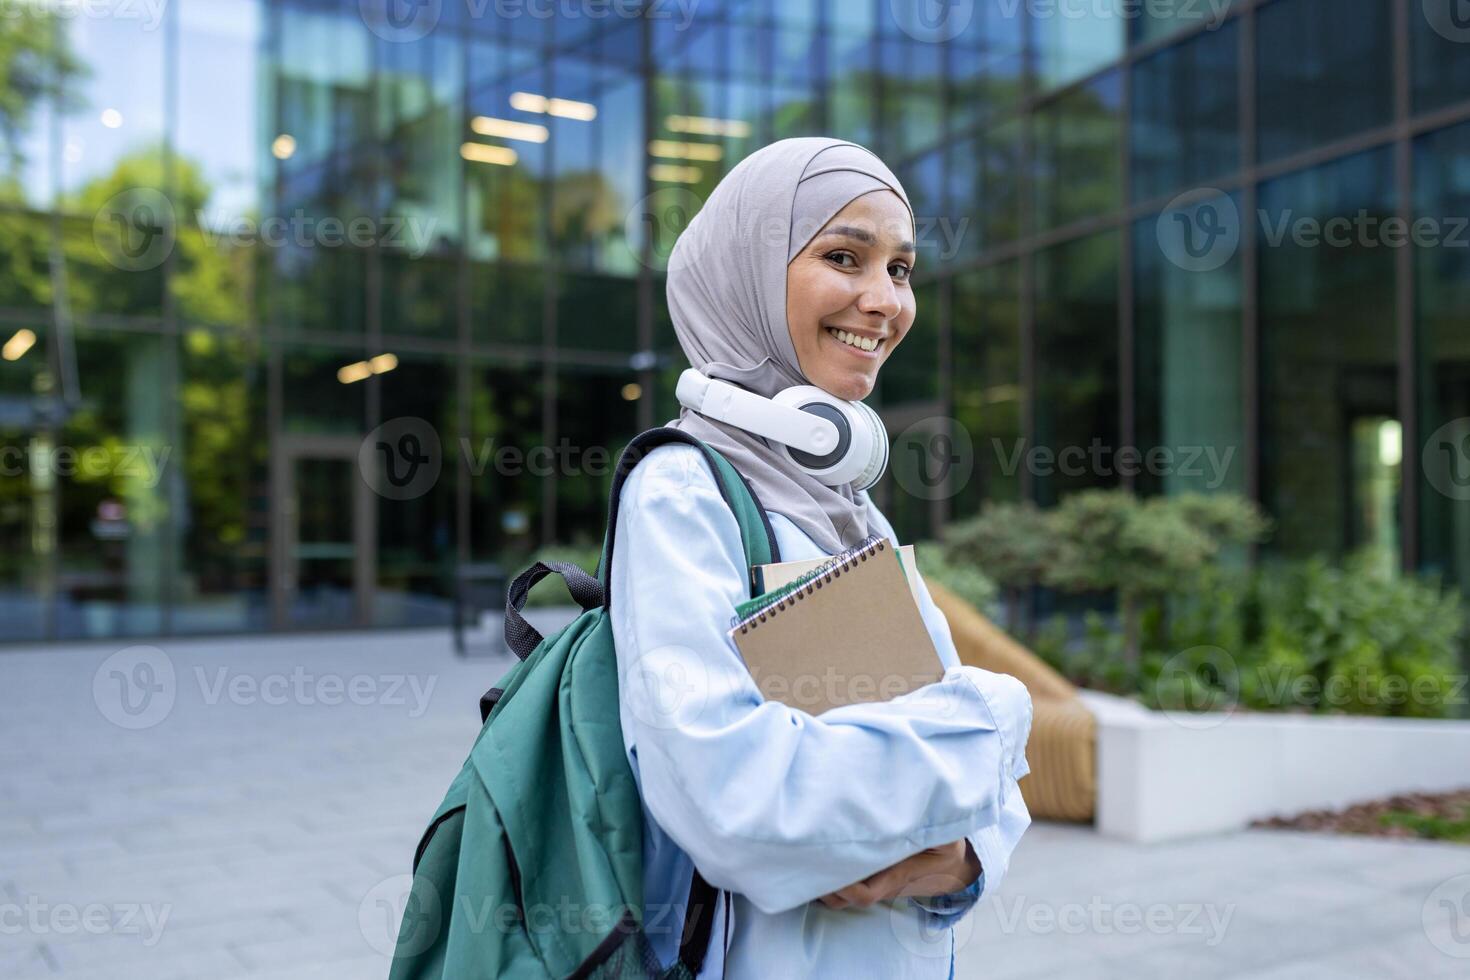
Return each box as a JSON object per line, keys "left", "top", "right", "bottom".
{"left": 675, "top": 369, "right": 890, "bottom": 490}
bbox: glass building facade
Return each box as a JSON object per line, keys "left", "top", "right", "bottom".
{"left": 1, "top": 0, "right": 1468, "bottom": 640}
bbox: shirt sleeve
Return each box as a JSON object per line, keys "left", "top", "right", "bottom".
{"left": 889, "top": 523, "right": 1033, "bottom": 923}
{"left": 609, "top": 447, "right": 1034, "bottom": 915}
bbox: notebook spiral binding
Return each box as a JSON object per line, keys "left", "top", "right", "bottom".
{"left": 735, "top": 537, "right": 890, "bottom": 635}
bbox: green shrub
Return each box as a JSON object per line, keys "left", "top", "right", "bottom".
{"left": 914, "top": 542, "right": 998, "bottom": 617}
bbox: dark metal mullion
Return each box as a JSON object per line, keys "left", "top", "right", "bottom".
{"left": 456, "top": 29, "right": 472, "bottom": 579}
{"left": 266, "top": 2, "right": 287, "bottom": 630}
{"left": 1393, "top": 0, "right": 1419, "bottom": 573}
{"left": 635, "top": 10, "right": 655, "bottom": 432}
{"left": 1019, "top": 4, "right": 1036, "bottom": 507}
{"left": 540, "top": 25, "right": 558, "bottom": 548}
{"left": 160, "top": 0, "right": 180, "bottom": 636}
{"left": 1118, "top": 34, "right": 1135, "bottom": 494}
{"left": 1240, "top": 0, "right": 1260, "bottom": 516}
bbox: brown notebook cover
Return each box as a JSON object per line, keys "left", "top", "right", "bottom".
{"left": 729, "top": 538, "right": 943, "bottom": 716}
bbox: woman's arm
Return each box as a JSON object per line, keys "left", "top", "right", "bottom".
{"left": 610, "top": 447, "right": 1033, "bottom": 915}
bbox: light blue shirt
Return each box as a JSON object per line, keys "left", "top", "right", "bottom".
{"left": 609, "top": 445, "right": 1034, "bottom": 979}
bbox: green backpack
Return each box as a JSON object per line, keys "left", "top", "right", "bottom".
{"left": 391, "top": 428, "right": 781, "bottom": 980}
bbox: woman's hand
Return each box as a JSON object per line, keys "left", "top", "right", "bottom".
{"left": 817, "top": 839, "right": 982, "bottom": 910}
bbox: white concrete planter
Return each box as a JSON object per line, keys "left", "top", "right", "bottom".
{"left": 1079, "top": 691, "right": 1470, "bottom": 843}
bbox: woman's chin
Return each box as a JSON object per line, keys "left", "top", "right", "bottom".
{"left": 813, "top": 369, "right": 876, "bottom": 402}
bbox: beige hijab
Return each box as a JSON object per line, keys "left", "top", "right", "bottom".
{"left": 666, "top": 138, "right": 913, "bottom": 555}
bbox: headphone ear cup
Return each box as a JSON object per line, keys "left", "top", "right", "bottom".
{"left": 850, "top": 400, "right": 889, "bottom": 490}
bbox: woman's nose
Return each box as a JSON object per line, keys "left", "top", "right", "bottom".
{"left": 855, "top": 268, "right": 901, "bottom": 320}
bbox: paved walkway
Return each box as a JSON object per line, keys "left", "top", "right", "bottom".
{"left": 2, "top": 629, "right": 1466, "bottom": 979}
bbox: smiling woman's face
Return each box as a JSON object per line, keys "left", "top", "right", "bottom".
{"left": 786, "top": 190, "right": 916, "bottom": 402}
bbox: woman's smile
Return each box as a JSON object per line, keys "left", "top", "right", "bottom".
{"left": 823, "top": 325, "right": 885, "bottom": 358}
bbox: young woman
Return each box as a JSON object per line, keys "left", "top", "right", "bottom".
{"left": 609, "top": 137, "right": 1033, "bottom": 979}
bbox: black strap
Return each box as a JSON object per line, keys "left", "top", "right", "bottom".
{"left": 678, "top": 871, "right": 720, "bottom": 974}
{"left": 599, "top": 428, "right": 782, "bottom": 608}
{"left": 502, "top": 560, "right": 604, "bottom": 661}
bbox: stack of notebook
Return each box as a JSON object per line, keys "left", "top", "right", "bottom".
{"left": 728, "top": 537, "right": 943, "bottom": 716}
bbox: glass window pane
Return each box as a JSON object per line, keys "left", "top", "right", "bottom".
{"left": 1415, "top": 120, "right": 1470, "bottom": 595}
{"left": 1033, "top": 231, "right": 1120, "bottom": 506}
{"left": 469, "top": 358, "right": 545, "bottom": 560}
{"left": 57, "top": 6, "right": 165, "bottom": 207}
{"left": 1258, "top": 148, "right": 1398, "bottom": 564}
{"left": 1129, "top": 0, "right": 1238, "bottom": 44}
{"left": 1032, "top": 3, "right": 1124, "bottom": 93}
{"left": 1032, "top": 71, "right": 1122, "bottom": 231}
{"left": 283, "top": 342, "right": 367, "bottom": 435}
{"left": 1412, "top": 1, "right": 1470, "bottom": 114}
{"left": 1129, "top": 20, "right": 1239, "bottom": 203}
{"left": 1133, "top": 204, "right": 1245, "bottom": 498}
{"left": 56, "top": 330, "right": 170, "bottom": 639}
{"left": 0, "top": 321, "right": 50, "bottom": 640}
{"left": 472, "top": 260, "right": 545, "bottom": 348}
{"left": 0, "top": 8, "right": 62, "bottom": 209}
{"left": 944, "top": 119, "right": 1024, "bottom": 255}
{"left": 375, "top": 353, "right": 458, "bottom": 626}
{"left": 558, "top": 272, "right": 637, "bottom": 353}
{"left": 173, "top": 327, "right": 269, "bottom": 634}
{"left": 554, "top": 367, "right": 639, "bottom": 546}
{"left": 1255, "top": 0, "right": 1391, "bottom": 165}
{"left": 951, "top": 262, "right": 1024, "bottom": 510}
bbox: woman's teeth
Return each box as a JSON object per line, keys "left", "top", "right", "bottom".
{"left": 826, "top": 327, "right": 879, "bottom": 352}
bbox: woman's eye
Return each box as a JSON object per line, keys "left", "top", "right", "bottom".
{"left": 890, "top": 262, "right": 912, "bottom": 282}
{"left": 825, "top": 250, "right": 857, "bottom": 268}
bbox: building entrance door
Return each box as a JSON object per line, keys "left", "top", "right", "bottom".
{"left": 271, "top": 435, "right": 374, "bottom": 629}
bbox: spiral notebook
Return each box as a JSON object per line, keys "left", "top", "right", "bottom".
{"left": 728, "top": 537, "right": 943, "bottom": 716}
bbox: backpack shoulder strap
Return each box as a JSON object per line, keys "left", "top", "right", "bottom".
{"left": 598, "top": 426, "right": 782, "bottom": 604}
{"left": 597, "top": 427, "right": 779, "bottom": 977}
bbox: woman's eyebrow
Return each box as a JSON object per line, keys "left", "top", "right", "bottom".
{"left": 816, "top": 225, "right": 917, "bottom": 254}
